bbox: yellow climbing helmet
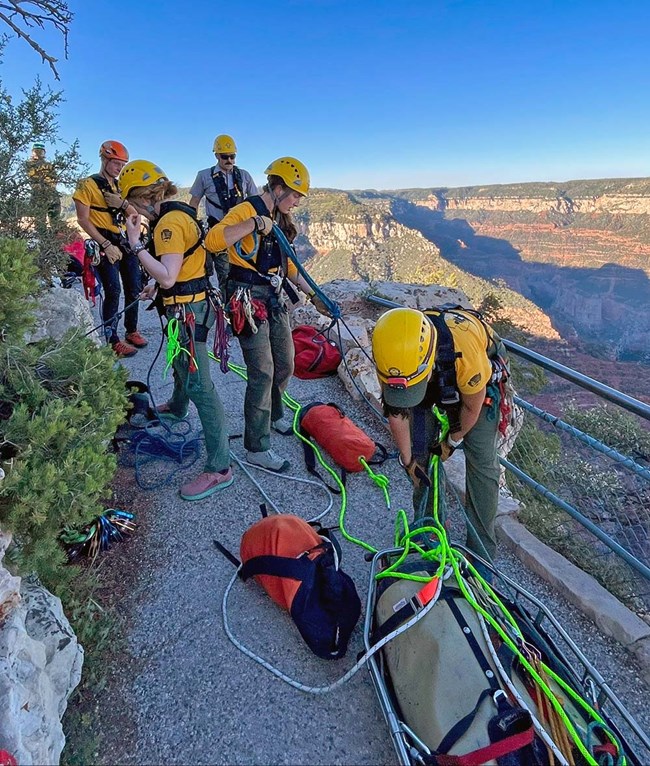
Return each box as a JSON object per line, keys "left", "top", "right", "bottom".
{"left": 264, "top": 157, "right": 310, "bottom": 196}
{"left": 372, "top": 308, "right": 437, "bottom": 408}
{"left": 118, "top": 160, "right": 167, "bottom": 199}
{"left": 213, "top": 134, "right": 237, "bottom": 154}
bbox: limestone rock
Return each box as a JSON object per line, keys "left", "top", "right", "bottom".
{"left": 320, "top": 279, "right": 471, "bottom": 323}
{"left": 26, "top": 286, "right": 100, "bottom": 346}
{"left": 0, "top": 543, "right": 83, "bottom": 765}
{"left": 338, "top": 347, "right": 382, "bottom": 411}
{"left": 289, "top": 302, "right": 331, "bottom": 331}
{"left": 369, "top": 281, "right": 471, "bottom": 312}
{"left": 329, "top": 317, "right": 370, "bottom": 356}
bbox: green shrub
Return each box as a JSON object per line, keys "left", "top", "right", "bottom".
{"left": 564, "top": 402, "right": 650, "bottom": 459}
{"left": 0, "top": 333, "right": 128, "bottom": 590}
{"left": 0, "top": 237, "right": 39, "bottom": 340}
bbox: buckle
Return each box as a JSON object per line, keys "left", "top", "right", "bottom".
{"left": 386, "top": 376, "right": 408, "bottom": 389}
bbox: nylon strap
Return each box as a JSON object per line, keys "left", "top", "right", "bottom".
{"left": 427, "top": 725, "right": 535, "bottom": 766}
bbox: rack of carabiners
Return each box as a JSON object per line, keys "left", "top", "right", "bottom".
{"left": 60, "top": 509, "right": 136, "bottom": 562}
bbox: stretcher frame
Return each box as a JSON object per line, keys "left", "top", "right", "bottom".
{"left": 363, "top": 545, "right": 650, "bottom": 766}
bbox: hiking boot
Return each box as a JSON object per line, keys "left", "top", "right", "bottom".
{"left": 246, "top": 449, "right": 290, "bottom": 473}
{"left": 180, "top": 468, "right": 233, "bottom": 501}
{"left": 112, "top": 339, "right": 137, "bottom": 358}
{"left": 125, "top": 330, "right": 148, "bottom": 348}
{"left": 272, "top": 416, "right": 294, "bottom": 435}
{"left": 155, "top": 402, "right": 188, "bottom": 422}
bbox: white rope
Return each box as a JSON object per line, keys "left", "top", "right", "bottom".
{"left": 231, "top": 451, "right": 335, "bottom": 523}
{"left": 222, "top": 567, "right": 445, "bottom": 695}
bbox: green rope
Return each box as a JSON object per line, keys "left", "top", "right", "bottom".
{"left": 359, "top": 458, "right": 391, "bottom": 510}
{"left": 165, "top": 317, "right": 196, "bottom": 377}
{"left": 212, "top": 354, "right": 380, "bottom": 553}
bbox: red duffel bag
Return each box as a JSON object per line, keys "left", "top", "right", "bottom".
{"left": 292, "top": 325, "right": 342, "bottom": 379}
{"left": 298, "top": 402, "right": 386, "bottom": 475}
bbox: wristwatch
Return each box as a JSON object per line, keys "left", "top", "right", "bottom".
{"left": 131, "top": 242, "right": 147, "bottom": 256}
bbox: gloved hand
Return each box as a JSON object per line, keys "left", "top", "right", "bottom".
{"left": 440, "top": 441, "right": 455, "bottom": 462}
{"left": 103, "top": 244, "right": 122, "bottom": 264}
{"left": 253, "top": 215, "right": 273, "bottom": 235}
{"left": 103, "top": 191, "right": 128, "bottom": 210}
{"left": 399, "top": 455, "right": 431, "bottom": 489}
{"left": 311, "top": 294, "right": 333, "bottom": 318}
{"left": 432, "top": 438, "right": 458, "bottom": 462}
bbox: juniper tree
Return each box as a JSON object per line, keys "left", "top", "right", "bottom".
{"left": 0, "top": 43, "right": 86, "bottom": 275}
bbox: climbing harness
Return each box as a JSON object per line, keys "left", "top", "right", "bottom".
{"left": 88, "top": 173, "right": 132, "bottom": 254}
{"left": 206, "top": 165, "right": 245, "bottom": 222}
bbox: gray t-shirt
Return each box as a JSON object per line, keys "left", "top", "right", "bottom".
{"left": 189, "top": 165, "right": 259, "bottom": 221}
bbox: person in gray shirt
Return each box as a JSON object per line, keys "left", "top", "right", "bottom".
{"left": 189, "top": 134, "right": 258, "bottom": 285}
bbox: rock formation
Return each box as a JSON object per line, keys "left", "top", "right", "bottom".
{"left": 0, "top": 531, "right": 83, "bottom": 766}
{"left": 1, "top": 285, "right": 93, "bottom": 764}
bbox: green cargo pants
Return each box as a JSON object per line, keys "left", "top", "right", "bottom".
{"left": 166, "top": 300, "right": 230, "bottom": 473}
{"left": 411, "top": 402, "right": 499, "bottom": 560}
{"left": 230, "top": 284, "right": 294, "bottom": 453}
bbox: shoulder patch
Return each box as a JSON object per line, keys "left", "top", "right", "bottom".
{"left": 160, "top": 228, "right": 173, "bottom": 241}
{"left": 467, "top": 372, "right": 482, "bottom": 388}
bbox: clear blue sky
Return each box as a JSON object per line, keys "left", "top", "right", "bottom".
{"left": 3, "top": 0, "right": 650, "bottom": 190}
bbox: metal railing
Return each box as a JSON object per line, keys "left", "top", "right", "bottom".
{"left": 502, "top": 342, "right": 650, "bottom": 609}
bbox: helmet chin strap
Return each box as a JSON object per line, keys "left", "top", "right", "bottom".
{"left": 100, "top": 159, "right": 112, "bottom": 179}
{"left": 268, "top": 184, "right": 291, "bottom": 217}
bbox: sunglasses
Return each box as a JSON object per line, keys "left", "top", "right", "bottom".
{"left": 219, "top": 154, "right": 236, "bottom": 160}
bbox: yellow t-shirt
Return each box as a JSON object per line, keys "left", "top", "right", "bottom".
{"left": 26, "top": 158, "right": 56, "bottom": 187}
{"left": 154, "top": 209, "right": 207, "bottom": 305}
{"left": 204, "top": 199, "right": 297, "bottom": 279}
{"left": 435, "top": 310, "right": 494, "bottom": 395}
{"left": 72, "top": 175, "right": 119, "bottom": 234}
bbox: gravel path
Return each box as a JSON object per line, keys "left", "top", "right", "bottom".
{"left": 85, "top": 300, "right": 650, "bottom": 765}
